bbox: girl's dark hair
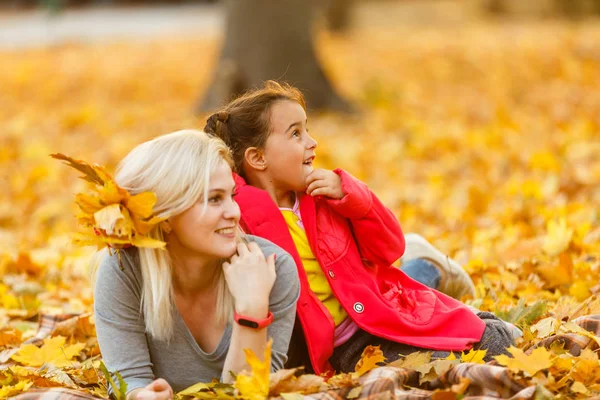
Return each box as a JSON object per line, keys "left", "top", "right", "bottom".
{"left": 204, "top": 80, "right": 306, "bottom": 177}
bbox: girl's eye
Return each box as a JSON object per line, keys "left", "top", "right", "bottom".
{"left": 292, "top": 130, "right": 300, "bottom": 138}
{"left": 208, "top": 196, "right": 221, "bottom": 203}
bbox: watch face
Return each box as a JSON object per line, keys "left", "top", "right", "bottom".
{"left": 238, "top": 319, "right": 260, "bottom": 329}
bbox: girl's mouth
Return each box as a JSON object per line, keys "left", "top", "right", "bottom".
{"left": 303, "top": 156, "right": 315, "bottom": 166}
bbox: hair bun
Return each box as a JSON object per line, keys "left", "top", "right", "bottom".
{"left": 216, "top": 111, "right": 229, "bottom": 123}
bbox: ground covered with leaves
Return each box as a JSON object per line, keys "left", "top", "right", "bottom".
{"left": 1, "top": 13, "right": 600, "bottom": 400}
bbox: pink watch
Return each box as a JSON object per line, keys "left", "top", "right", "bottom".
{"left": 234, "top": 311, "right": 274, "bottom": 330}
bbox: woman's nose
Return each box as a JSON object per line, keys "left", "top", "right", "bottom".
{"left": 225, "top": 198, "right": 241, "bottom": 221}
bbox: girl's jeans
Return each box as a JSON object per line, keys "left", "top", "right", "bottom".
{"left": 400, "top": 258, "right": 441, "bottom": 289}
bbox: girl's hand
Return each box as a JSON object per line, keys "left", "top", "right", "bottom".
{"left": 135, "top": 379, "right": 173, "bottom": 400}
{"left": 223, "top": 241, "right": 276, "bottom": 317}
{"left": 306, "top": 169, "right": 344, "bottom": 199}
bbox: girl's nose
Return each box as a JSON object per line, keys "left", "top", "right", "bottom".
{"left": 307, "top": 134, "right": 317, "bottom": 150}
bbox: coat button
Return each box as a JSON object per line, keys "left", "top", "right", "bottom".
{"left": 328, "top": 270, "right": 335, "bottom": 279}
{"left": 353, "top": 302, "right": 364, "bottom": 313}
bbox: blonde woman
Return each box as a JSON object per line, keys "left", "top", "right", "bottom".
{"left": 93, "top": 130, "right": 300, "bottom": 400}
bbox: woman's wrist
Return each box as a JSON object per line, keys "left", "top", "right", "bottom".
{"left": 234, "top": 301, "right": 269, "bottom": 319}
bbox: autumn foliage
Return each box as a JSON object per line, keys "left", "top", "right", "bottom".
{"left": 1, "top": 14, "right": 600, "bottom": 400}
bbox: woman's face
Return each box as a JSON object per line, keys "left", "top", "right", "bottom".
{"left": 167, "top": 161, "right": 240, "bottom": 261}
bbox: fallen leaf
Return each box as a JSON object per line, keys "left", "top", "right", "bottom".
{"left": 235, "top": 339, "right": 272, "bottom": 400}
{"left": 495, "top": 346, "right": 553, "bottom": 377}
{"left": 354, "top": 345, "right": 386, "bottom": 376}
{"left": 542, "top": 219, "right": 573, "bottom": 256}
{"left": 387, "top": 351, "right": 432, "bottom": 369}
{"left": 460, "top": 349, "right": 487, "bottom": 364}
{"left": 11, "top": 336, "right": 85, "bottom": 368}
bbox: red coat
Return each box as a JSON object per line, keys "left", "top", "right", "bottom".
{"left": 234, "top": 169, "right": 486, "bottom": 375}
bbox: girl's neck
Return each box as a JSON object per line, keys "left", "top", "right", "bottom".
{"left": 245, "top": 174, "right": 296, "bottom": 208}
{"left": 273, "top": 190, "right": 296, "bottom": 209}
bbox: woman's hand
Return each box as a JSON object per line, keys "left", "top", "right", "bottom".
{"left": 306, "top": 169, "right": 344, "bottom": 199}
{"left": 223, "top": 241, "right": 276, "bottom": 318}
{"left": 134, "top": 379, "right": 173, "bottom": 400}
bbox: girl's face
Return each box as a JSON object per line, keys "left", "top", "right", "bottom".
{"left": 167, "top": 161, "right": 241, "bottom": 261}
{"left": 263, "top": 100, "right": 317, "bottom": 192}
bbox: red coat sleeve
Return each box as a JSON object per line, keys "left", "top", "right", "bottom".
{"left": 325, "top": 169, "right": 405, "bottom": 266}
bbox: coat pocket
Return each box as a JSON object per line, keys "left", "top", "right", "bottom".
{"left": 381, "top": 281, "right": 437, "bottom": 325}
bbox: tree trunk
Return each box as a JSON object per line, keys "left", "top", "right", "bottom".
{"left": 197, "top": 0, "right": 352, "bottom": 113}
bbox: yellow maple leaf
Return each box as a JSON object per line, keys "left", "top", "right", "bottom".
{"left": 569, "top": 280, "right": 592, "bottom": 302}
{"left": 235, "top": 339, "right": 272, "bottom": 400}
{"left": 11, "top": 336, "right": 85, "bottom": 368}
{"left": 388, "top": 351, "right": 432, "bottom": 369}
{"left": 50, "top": 153, "right": 111, "bottom": 186}
{"left": 98, "top": 180, "right": 129, "bottom": 206}
{"left": 113, "top": 207, "right": 134, "bottom": 238}
{"left": 127, "top": 192, "right": 158, "bottom": 219}
{"left": 177, "top": 382, "right": 210, "bottom": 396}
{"left": 131, "top": 236, "right": 167, "bottom": 249}
{"left": 550, "top": 354, "right": 573, "bottom": 373}
{"left": 571, "top": 349, "right": 600, "bottom": 383}
{"left": 570, "top": 381, "right": 589, "bottom": 395}
{"left": 0, "top": 380, "right": 33, "bottom": 398}
{"left": 531, "top": 317, "right": 559, "bottom": 339}
{"left": 75, "top": 192, "right": 105, "bottom": 214}
{"left": 560, "top": 322, "right": 600, "bottom": 347}
{"left": 0, "top": 328, "right": 22, "bottom": 348}
{"left": 536, "top": 254, "right": 572, "bottom": 288}
{"left": 460, "top": 348, "right": 487, "bottom": 364}
{"left": 542, "top": 218, "right": 573, "bottom": 256}
{"left": 94, "top": 204, "right": 125, "bottom": 236}
{"left": 354, "top": 345, "right": 386, "bottom": 376}
{"left": 132, "top": 215, "right": 166, "bottom": 236}
{"left": 494, "top": 346, "right": 553, "bottom": 377}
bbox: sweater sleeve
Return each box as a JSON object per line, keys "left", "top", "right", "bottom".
{"left": 248, "top": 236, "right": 300, "bottom": 371}
{"left": 93, "top": 250, "right": 154, "bottom": 395}
{"left": 324, "top": 169, "right": 406, "bottom": 266}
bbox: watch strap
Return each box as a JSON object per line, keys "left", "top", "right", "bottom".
{"left": 234, "top": 310, "right": 274, "bottom": 330}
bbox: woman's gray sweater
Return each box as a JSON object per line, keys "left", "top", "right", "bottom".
{"left": 93, "top": 235, "right": 300, "bottom": 394}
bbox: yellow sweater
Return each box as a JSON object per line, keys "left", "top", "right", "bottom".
{"left": 281, "top": 209, "right": 348, "bottom": 326}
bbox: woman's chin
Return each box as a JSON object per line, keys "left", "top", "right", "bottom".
{"left": 219, "top": 241, "right": 238, "bottom": 259}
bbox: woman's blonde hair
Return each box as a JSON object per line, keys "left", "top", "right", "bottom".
{"left": 93, "top": 129, "right": 235, "bottom": 341}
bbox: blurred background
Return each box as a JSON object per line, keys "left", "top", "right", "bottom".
{"left": 1, "top": 0, "right": 600, "bottom": 320}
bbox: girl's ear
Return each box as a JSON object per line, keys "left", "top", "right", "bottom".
{"left": 244, "top": 147, "right": 267, "bottom": 171}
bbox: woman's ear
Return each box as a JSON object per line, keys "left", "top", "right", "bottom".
{"left": 160, "top": 220, "right": 172, "bottom": 234}
{"left": 244, "top": 147, "right": 267, "bottom": 171}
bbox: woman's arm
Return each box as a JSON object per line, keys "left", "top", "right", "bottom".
{"left": 94, "top": 250, "right": 156, "bottom": 396}
{"left": 220, "top": 240, "right": 299, "bottom": 382}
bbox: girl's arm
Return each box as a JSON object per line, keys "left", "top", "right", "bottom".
{"left": 221, "top": 239, "right": 300, "bottom": 382}
{"left": 325, "top": 169, "right": 405, "bottom": 267}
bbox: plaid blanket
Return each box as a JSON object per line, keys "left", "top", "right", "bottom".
{"left": 5, "top": 314, "right": 600, "bottom": 400}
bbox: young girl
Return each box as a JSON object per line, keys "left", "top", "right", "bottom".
{"left": 203, "top": 81, "right": 514, "bottom": 375}
{"left": 93, "top": 130, "right": 299, "bottom": 399}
